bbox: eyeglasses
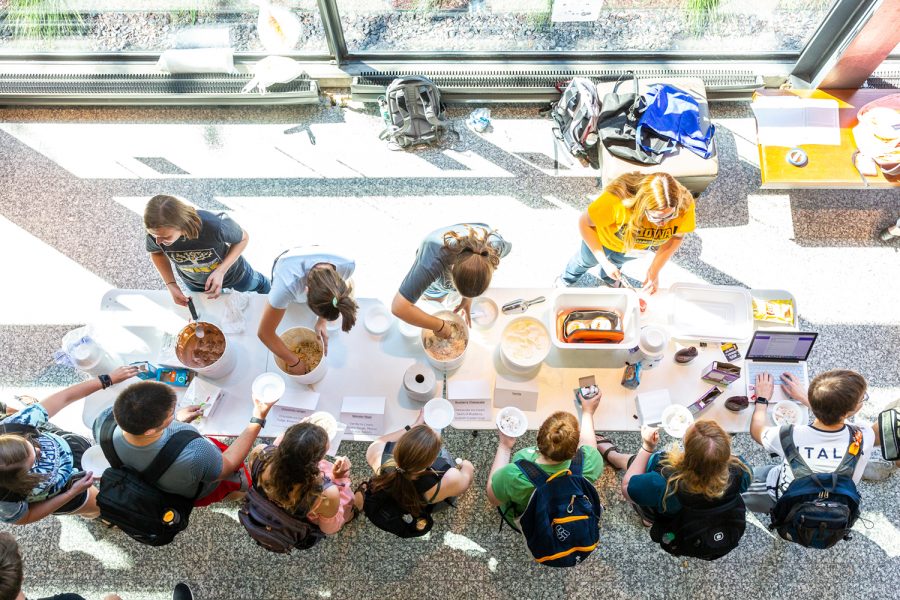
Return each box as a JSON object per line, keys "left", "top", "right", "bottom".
{"left": 645, "top": 210, "right": 676, "bottom": 225}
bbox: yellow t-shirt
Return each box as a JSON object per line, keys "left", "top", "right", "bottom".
{"left": 586, "top": 191, "right": 696, "bottom": 253}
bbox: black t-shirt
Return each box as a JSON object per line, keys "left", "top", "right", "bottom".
{"left": 146, "top": 209, "right": 249, "bottom": 289}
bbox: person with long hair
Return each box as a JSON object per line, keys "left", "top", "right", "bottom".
{"left": 144, "top": 194, "right": 270, "bottom": 306}
{"left": 0, "top": 366, "right": 137, "bottom": 526}
{"left": 598, "top": 420, "right": 751, "bottom": 525}
{"left": 392, "top": 224, "right": 511, "bottom": 336}
{"left": 249, "top": 422, "right": 355, "bottom": 535}
{"left": 258, "top": 247, "right": 358, "bottom": 374}
{"left": 487, "top": 393, "right": 604, "bottom": 525}
{"left": 557, "top": 173, "right": 695, "bottom": 293}
{"left": 355, "top": 412, "right": 474, "bottom": 533}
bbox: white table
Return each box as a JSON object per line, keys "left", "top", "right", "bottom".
{"left": 83, "top": 287, "right": 791, "bottom": 441}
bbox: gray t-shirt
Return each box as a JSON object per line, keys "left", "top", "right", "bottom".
{"left": 93, "top": 408, "right": 225, "bottom": 499}
{"left": 268, "top": 247, "right": 356, "bottom": 310}
{"left": 397, "top": 223, "right": 511, "bottom": 303}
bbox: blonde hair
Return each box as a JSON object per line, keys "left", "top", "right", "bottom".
{"left": 307, "top": 267, "right": 358, "bottom": 332}
{"left": 604, "top": 173, "right": 693, "bottom": 252}
{"left": 536, "top": 411, "right": 580, "bottom": 462}
{"left": 143, "top": 195, "right": 202, "bottom": 240}
{"left": 659, "top": 420, "right": 749, "bottom": 510}
{"left": 443, "top": 226, "right": 502, "bottom": 298}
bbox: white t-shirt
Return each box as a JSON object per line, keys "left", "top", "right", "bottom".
{"left": 268, "top": 247, "right": 355, "bottom": 310}
{"left": 761, "top": 423, "right": 874, "bottom": 499}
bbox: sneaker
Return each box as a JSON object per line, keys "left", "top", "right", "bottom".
{"left": 173, "top": 583, "right": 194, "bottom": 600}
{"left": 862, "top": 459, "right": 896, "bottom": 481}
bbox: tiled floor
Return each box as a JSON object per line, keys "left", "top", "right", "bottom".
{"left": 0, "top": 102, "right": 898, "bottom": 600}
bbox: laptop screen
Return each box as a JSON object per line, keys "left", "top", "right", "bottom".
{"left": 746, "top": 331, "right": 818, "bottom": 362}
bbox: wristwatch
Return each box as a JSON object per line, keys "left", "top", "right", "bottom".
{"left": 755, "top": 396, "right": 770, "bottom": 406}
{"left": 249, "top": 416, "right": 266, "bottom": 428}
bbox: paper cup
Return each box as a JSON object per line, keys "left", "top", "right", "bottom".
{"left": 496, "top": 406, "right": 528, "bottom": 437}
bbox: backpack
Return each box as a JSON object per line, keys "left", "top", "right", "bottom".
{"left": 549, "top": 78, "right": 601, "bottom": 168}
{"left": 360, "top": 468, "right": 443, "bottom": 538}
{"left": 96, "top": 412, "right": 202, "bottom": 547}
{"left": 513, "top": 448, "right": 603, "bottom": 567}
{"left": 648, "top": 460, "right": 747, "bottom": 561}
{"left": 378, "top": 76, "right": 450, "bottom": 148}
{"left": 238, "top": 450, "right": 324, "bottom": 553}
{"left": 636, "top": 83, "right": 716, "bottom": 159}
{"left": 769, "top": 425, "right": 863, "bottom": 550}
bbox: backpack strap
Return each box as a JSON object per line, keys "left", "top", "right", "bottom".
{"left": 0, "top": 422, "right": 40, "bottom": 437}
{"left": 515, "top": 459, "right": 550, "bottom": 489}
{"left": 833, "top": 425, "right": 863, "bottom": 478}
{"left": 140, "top": 430, "right": 203, "bottom": 485}
{"left": 569, "top": 447, "right": 586, "bottom": 478}
{"left": 99, "top": 410, "right": 124, "bottom": 469}
{"left": 779, "top": 425, "right": 814, "bottom": 479}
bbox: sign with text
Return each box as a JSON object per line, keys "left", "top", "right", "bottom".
{"left": 494, "top": 375, "right": 539, "bottom": 412}
{"left": 268, "top": 391, "right": 320, "bottom": 432}
{"left": 341, "top": 396, "right": 386, "bottom": 436}
{"left": 448, "top": 380, "right": 492, "bottom": 422}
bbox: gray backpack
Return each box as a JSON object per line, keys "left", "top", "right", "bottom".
{"left": 378, "top": 76, "right": 450, "bottom": 148}
{"left": 550, "top": 78, "right": 601, "bottom": 168}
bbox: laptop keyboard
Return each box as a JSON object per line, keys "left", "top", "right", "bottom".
{"left": 746, "top": 362, "right": 806, "bottom": 386}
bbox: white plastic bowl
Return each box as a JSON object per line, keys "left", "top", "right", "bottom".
{"left": 661, "top": 404, "right": 694, "bottom": 438}
{"left": 496, "top": 406, "right": 528, "bottom": 437}
{"left": 364, "top": 304, "right": 394, "bottom": 336}
{"left": 80, "top": 445, "right": 111, "bottom": 479}
{"left": 424, "top": 398, "right": 455, "bottom": 429}
{"left": 274, "top": 327, "right": 328, "bottom": 385}
{"left": 500, "top": 316, "right": 551, "bottom": 373}
{"left": 252, "top": 372, "right": 286, "bottom": 404}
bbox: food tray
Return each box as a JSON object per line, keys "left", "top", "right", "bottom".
{"left": 668, "top": 283, "right": 753, "bottom": 343}
{"left": 549, "top": 288, "right": 639, "bottom": 351}
{"left": 751, "top": 289, "right": 799, "bottom": 331}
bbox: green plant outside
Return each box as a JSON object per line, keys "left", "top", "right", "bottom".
{"left": 5, "top": 0, "right": 84, "bottom": 40}
{"left": 684, "top": 0, "right": 721, "bottom": 35}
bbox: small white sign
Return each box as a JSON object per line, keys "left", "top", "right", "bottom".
{"left": 268, "top": 391, "right": 320, "bottom": 432}
{"left": 341, "top": 396, "right": 386, "bottom": 436}
{"left": 448, "top": 380, "right": 492, "bottom": 422}
{"left": 494, "top": 375, "right": 539, "bottom": 412}
{"left": 551, "top": 0, "right": 603, "bottom": 23}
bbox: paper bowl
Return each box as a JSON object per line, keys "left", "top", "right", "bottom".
{"left": 472, "top": 297, "right": 499, "bottom": 328}
{"left": 303, "top": 411, "right": 338, "bottom": 441}
{"left": 398, "top": 320, "right": 421, "bottom": 340}
{"left": 424, "top": 398, "right": 455, "bottom": 429}
{"left": 773, "top": 401, "right": 803, "bottom": 427}
{"left": 80, "top": 445, "right": 111, "bottom": 479}
{"left": 661, "top": 405, "right": 694, "bottom": 438}
{"left": 252, "top": 372, "right": 286, "bottom": 404}
{"left": 496, "top": 406, "right": 528, "bottom": 437}
{"left": 364, "top": 304, "right": 394, "bottom": 336}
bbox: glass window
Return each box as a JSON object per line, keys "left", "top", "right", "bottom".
{"left": 0, "top": 1, "right": 328, "bottom": 54}
{"left": 337, "top": 0, "right": 836, "bottom": 54}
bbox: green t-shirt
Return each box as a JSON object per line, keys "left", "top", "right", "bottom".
{"left": 490, "top": 445, "right": 604, "bottom": 521}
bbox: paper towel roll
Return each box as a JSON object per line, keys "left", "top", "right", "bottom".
{"left": 404, "top": 363, "right": 436, "bottom": 403}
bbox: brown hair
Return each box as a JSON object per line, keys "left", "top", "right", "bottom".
{"left": 443, "top": 226, "right": 502, "bottom": 298}
{"left": 369, "top": 425, "right": 441, "bottom": 516}
{"left": 660, "top": 420, "right": 749, "bottom": 510}
{"left": 259, "top": 423, "right": 328, "bottom": 515}
{"left": 808, "top": 370, "right": 867, "bottom": 426}
{"left": 144, "top": 194, "right": 203, "bottom": 240}
{"left": 307, "top": 267, "right": 358, "bottom": 333}
{"left": 536, "top": 411, "right": 580, "bottom": 462}
{"left": 603, "top": 173, "right": 694, "bottom": 252}
{"left": 0, "top": 532, "right": 23, "bottom": 600}
{"left": 0, "top": 435, "right": 46, "bottom": 499}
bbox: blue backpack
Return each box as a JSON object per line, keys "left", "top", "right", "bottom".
{"left": 769, "top": 425, "right": 862, "bottom": 550}
{"left": 510, "top": 448, "right": 603, "bottom": 567}
{"left": 636, "top": 83, "right": 716, "bottom": 159}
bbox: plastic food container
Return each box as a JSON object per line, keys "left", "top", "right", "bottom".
{"left": 668, "top": 283, "right": 753, "bottom": 343}
{"left": 500, "top": 316, "right": 551, "bottom": 373}
{"left": 496, "top": 406, "right": 528, "bottom": 437}
{"left": 752, "top": 289, "right": 799, "bottom": 331}
{"left": 549, "top": 288, "right": 639, "bottom": 351}
{"left": 471, "top": 297, "right": 499, "bottom": 328}
{"left": 637, "top": 326, "right": 669, "bottom": 369}
{"left": 274, "top": 327, "right": 328, "bottom": 385}
{"left": 421, "top": 310, "right": 469, "bottom": 372}
{"left": 364, "top": 304, "right": 394, "bottom": 336}
{"left": 424, "top": 398, "right": 455, "bottom": 429}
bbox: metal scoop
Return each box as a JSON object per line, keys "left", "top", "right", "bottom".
{"left": 501, "top": 296, "right": 546, "bottom": 315}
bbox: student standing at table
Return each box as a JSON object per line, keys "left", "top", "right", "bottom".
{"left": 556, "top": 173, "right": 695, "bottom": 293}
{"left": 392, "top": 223, "right": 511, "bottom": 337}
{"left": 144, "top": 195, "right": 270, "bottom": 306}
{"left": 257, "top": 247, "right": 358, "bottom": 375}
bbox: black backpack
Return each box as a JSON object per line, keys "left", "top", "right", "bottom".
{"left": 239, "top": 450, "right": 324, "bottom": 553}
{"left": 769, "top": 425, "right": 863, "bottom": 549}
{"left": 96, "top": 412, "right": 203, "bottom": 546}
{"left": 360, "top": 469, "right": 443, "bottom": 538}
{"left": 649, "top": 461, "right": 747, "bottom": 561}
{"left": 378, "top": 76, "right": 450, "bottom": 148}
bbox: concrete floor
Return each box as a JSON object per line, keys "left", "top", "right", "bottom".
{"left": 0, "top": 102, "right": 898, "bottom": 600}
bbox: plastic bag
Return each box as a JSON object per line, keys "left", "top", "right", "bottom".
{"left": 254, "top": 0, "right": 302, "bottom": 52}
{"left": 241, "top": 55, "right": 306, "bottom": 94}
{"left": 466, "top": 108, "right": 492, "bottom": 133}
{"left": 220, "top": 291, "right": 250, "bottom": 334}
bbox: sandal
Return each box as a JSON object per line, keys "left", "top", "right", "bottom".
{"left": 595, "top": 434, "right": 623, "bottom": 470}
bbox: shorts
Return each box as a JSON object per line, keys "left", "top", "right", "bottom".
{"left": 53, "top": 489, "right": 90, "bottom": 515}
{"left": 193, "top": 437, "right": 251, "bottom": 508}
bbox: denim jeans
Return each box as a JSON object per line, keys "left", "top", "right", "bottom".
{"left": 182, "top": 266, "right": 271, "bottom": 295}
{"left": 562, "top": 241, "right": 636, "bottom": 285}
{"left": 741, "top": 465, "right": 777, "bottom": 514}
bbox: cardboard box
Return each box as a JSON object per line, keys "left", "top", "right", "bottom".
{"left": 701, "top": 361, "right": 741, "bottom": 385}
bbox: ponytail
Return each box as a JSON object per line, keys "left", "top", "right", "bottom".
{"left": 307, "top": 267, "right": 358, "bottom": 332}
{"left": 369, "top": 425, "right": 441, "bottom": 516}
{"left": 443, "top": 226, "right": 502, "bottom": 298}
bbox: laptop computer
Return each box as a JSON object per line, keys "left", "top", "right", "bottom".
{"left": 745, "top": 331, "right": 818, "bottom": 401}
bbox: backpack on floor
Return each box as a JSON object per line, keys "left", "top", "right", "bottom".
{"left": 649, "top": 463, "right": 747, "bottom": 561}
{"left": 239, "top": 452, "right": 324, "bottom": 553}
{"left": 513, "top": 448, "right": 603, "bottom": 567}
{"left": 96, "top": 412, "right": 202, "bottom": 547}
{"left": 549, "top": 78, "right": 601, "bottom": 168}
{"left": 769, "top": 425, "right": 862, "bottom": 550}
{"left": 378, "top": 76, "right": 450, "bottom": 148}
